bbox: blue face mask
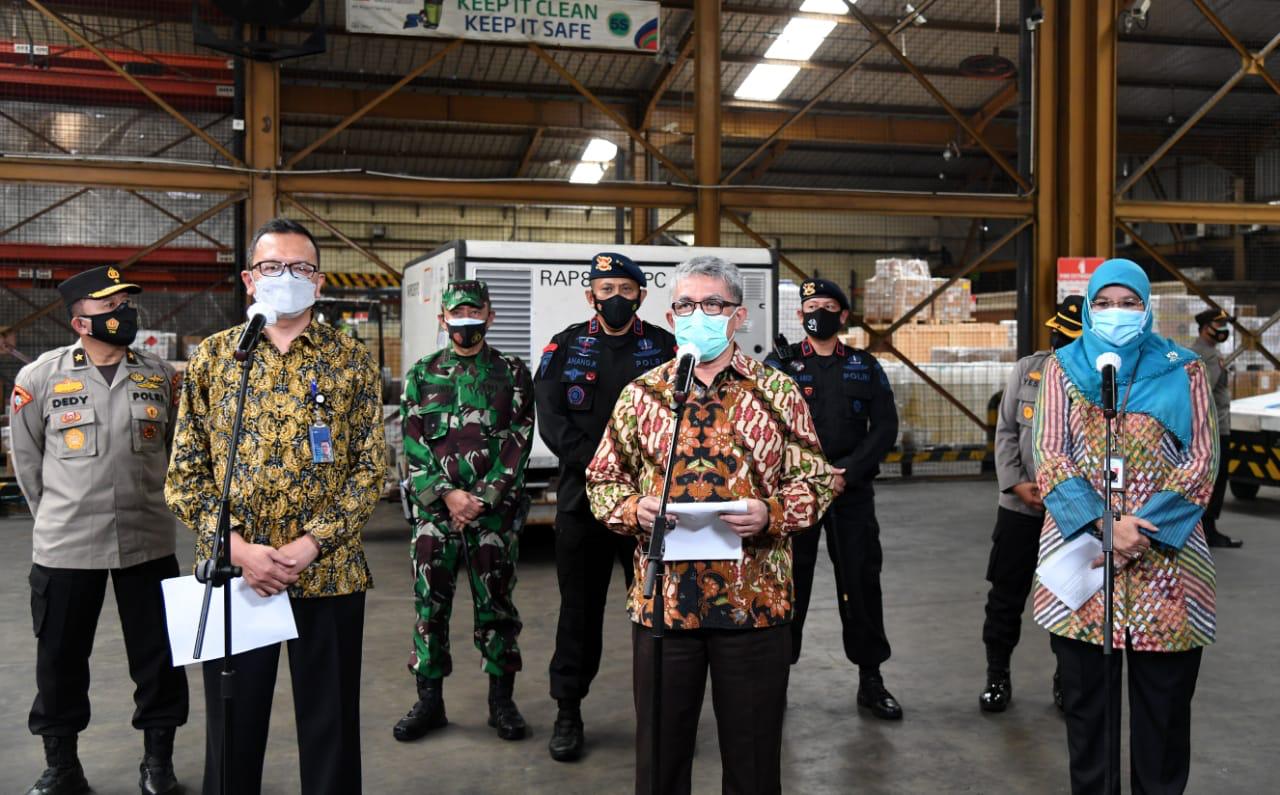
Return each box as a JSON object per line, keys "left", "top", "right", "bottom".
{"left": 1089, "top": 307, "right": 1148, "bottom": 347}
{"left": 674, "top": 310, "right": 733, "bottom": 361}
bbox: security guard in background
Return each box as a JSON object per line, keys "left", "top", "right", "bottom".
{"left": 979, "top": 296, "right": 1083, "bottom": 713}
{"left": 535, "top": 252, "right": 675, "bottom": 761}
{"left": 765, "top": 278, "right": 902, "bottom": 720}
{"left": 1190, "top": 307, "right": 1243, "bottom": 548}
{"left": 9, "top": 266, "right": 187, "bottom": 795}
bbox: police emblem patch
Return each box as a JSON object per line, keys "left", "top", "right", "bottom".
{"left": 12, "top": 385, "right": 33, "bottom": 412}
{"left": 801, "top": 281, "right": 816, "bottom": 297}
{"left": 1023, "top": 405, "right": 1034, "bottom": 420}
{"left": 64, "top": 428, "right": 85, "bottom": 450}
{"left": 105, "top": 318, "right": 120, "bottom": 333}
{"left": 594, "top": 255, "right": 613, "bottom": 270}
{"left": 53, "top": 378, "right": 84, "bottom": 394}
{"left": 567, "top": 385, "right": 587, "bottom": 406}
{"left": 146, "top": 405, "right": 159, "bottom": 419}
{"left": 107, "top": 267, "right": 121, "bottom": 280}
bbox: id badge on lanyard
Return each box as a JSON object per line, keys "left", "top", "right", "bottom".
{"left": 309, "top": 378, "right": 334, "bottom": 464}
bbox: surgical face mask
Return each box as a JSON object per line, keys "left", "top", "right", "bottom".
{"left": 674, "top": 309, "right": 733, "bottom": 362}
{"left": 253, "top": 271, "right": 316, "bottom": 316}
{"left": 1089, "top": 307, "right": 1148, "bottom": 347}
{"left": 802, "top": 308, "right": 842, "bottom": 341}
{"left": 446, "top": 317, "right": 487, "bottom": 349}
{"left": 1050, "top": 330, "right": 1075, "bottom": 351}
{"left": 81, "top": 303, "right": 138, "bottom": 347}
{"left": 595, "top": 294, "right": 639, "bottom": 330}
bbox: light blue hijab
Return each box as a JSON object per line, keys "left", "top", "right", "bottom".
{"left": 1054, "top": 259, "right": 1199, "bottom": 448}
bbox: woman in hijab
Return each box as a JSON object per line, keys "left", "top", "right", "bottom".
{"left": 1032, "top": 259, "right": 1217, "bottom": 794}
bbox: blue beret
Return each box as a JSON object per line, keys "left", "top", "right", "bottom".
{"left": 589, "top": 252, "right": 645, "bottom": 286}
{"left": 799, "top": 278, "right": 849, "bottom": 310}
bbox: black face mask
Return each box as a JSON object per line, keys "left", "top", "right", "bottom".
{"left": 1050, "top": 330, "right": 1076, "bottom": 350}
{"left": 81, "top": 304, "right": 138, "bottom": 347}
{"left": 447, "top": 319, "right": 487, "bottom": 349}
{"left": 802, "top": 308, "right": 843, "bottom": 341}
{"left": 595, "top": 294, "right": 639, "bottom": 330}
{"left": 1212, "top": 328, "right": 1229, "bottom": 343}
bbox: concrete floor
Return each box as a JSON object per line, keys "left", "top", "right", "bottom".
{"left": 0, "top": 479, "right": 1275, "bottom": 794}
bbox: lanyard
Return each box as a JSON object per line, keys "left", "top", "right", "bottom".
{"left": 1111, "top": 349, "right": 1142, "bottom": 514}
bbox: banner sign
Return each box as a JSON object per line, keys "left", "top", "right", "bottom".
{"left": 1056, "top": 257, "right": 1104, "bottom": 302}
{"left": 346, "top": 0, "right": 661, "bottom": 52}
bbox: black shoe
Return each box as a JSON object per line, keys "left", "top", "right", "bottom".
{"left": 393, "top": 676, "right": 448, "bottom": 742}
{"left": 1053, "top": 670, "right": 1064, "bottom": 713}
{"left": 27, "top": 736, "right": 89, "bottom": 795}
{"left": 139, "top": 727, "right": 178, "bottom": 795}
{"left": 1207, "top": 530, "right": 1243, "bottom": 548}
{"left": 979, "top": 671, "right": 1012, "bottom": 713}
{"left": 548, "top": 700, "right": 584, "bottom": 762}
{"left": 488, "top": 673, "right": 527, "bottom": 741}
{"left": 856, "top": 674, "right": 904, "bottom": 720}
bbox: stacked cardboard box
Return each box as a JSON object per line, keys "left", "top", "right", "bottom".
{"left": 1232, "top": 370, "right": 1280, "bottom": 400}
{"left": 928, "top": 278, "right": 973, "bottom": 324}
{"left": 1231, "top": 317, "right": 1280, "bottom": 369}
{"left": 135, "top": 329, "right": 177, "bottom": 361}
{"left": 864, "top": 258, "right": 932, "bottom": 324}
{"left": 843, "top": 322, "right": 1013, "bottom": 364}
{"left": 882, "top": 361, "right": 1014, "bottom": 448}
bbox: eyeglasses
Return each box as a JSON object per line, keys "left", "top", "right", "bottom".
{"left": 670, "top": 299, "right": 741, "bottom": 317}
{"left": 1090, "top": 298, "right": 1144, "bottom": 311}
{"left": 253, "top": 260, "right": 318, "bottom": 278}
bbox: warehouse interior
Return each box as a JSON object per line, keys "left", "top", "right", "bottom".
{"left": 1, "top": 0, "right": 1278, "bottom": 792}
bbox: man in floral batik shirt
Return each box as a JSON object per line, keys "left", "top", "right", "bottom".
{"left": 587, "top": 255, "right": 834, "bottom": 795}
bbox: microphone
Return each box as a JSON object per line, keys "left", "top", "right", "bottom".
{"left": 673, "top": 342, "right": 700, "bottom": 402}
{"left": 234, "top": 303, "right": 277, "bottom": 362}
{"left": 1095, "top": 352, "right": 1121, "bottom": 418}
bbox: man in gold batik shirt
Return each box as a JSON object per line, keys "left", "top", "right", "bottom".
{"left": 165, "top": 218, "right": 385, "bottom": 795}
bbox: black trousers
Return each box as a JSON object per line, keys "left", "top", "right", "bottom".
{"left": 1202, "top": 435, "right": 1230, "bottom": 534}
{"left": 981, "top": 506, "right": 1044, "bottom": 670}
{"left": 632, "top": 623, "right": 791, "bottom": 795}
{"left": 549, "top": 509, "right": 635, "bottom": 702}
{"left": 28, "top": 556, "right": 189, "bottom": 737}
{"left": 1051, "top": 634, "right": 1203, "bottom": 795}
{"left": 202, "top": 591, "right": 365, "bottom": 795}
{"left": 789, "top": 495, "right": 890, "bottom": 668}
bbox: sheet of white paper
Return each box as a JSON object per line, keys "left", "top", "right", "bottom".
{"left": 161, "top": 576, "right": 298, "bottom": 667}
{"left": 662, "top": 500, "right": 749, "bottom": 562}
{"left": 1035, "top": 533, "right": 1105, "bottom": 611}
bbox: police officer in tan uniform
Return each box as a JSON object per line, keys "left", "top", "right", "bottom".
{"left": 9, "top": 266, "right": 187, "bottom": 795}
{"left": 978, "top": 296, "right": 1082, "bottom": 714}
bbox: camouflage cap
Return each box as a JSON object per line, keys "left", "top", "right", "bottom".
{"left": 443, "top": 279, "right": 489, "bottom": 310}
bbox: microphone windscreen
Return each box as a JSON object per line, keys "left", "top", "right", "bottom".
{"left": 1094, "top": 351, "right": 1122, "bottom": 372}
{"left": 247, "top": 303, "right": 278, "bottom": 326}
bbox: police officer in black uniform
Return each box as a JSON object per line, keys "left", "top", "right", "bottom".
{"left": 535, "top": 252, "right": 676, "bottom": 761}
{"left": 765, "top": 278, "right": 902, "bottom": 719}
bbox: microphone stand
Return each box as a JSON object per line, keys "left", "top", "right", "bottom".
{"left": 191, "top": 342, "right": 254, "bottom": 795}
{"left": 641, "top": 375, "right": 693, "bottom": 795}
{"left": 1101, "top": 376, "right": 1118, "bottom": 795}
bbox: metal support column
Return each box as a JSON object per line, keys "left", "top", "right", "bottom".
{"left": 694, "top": 0, "right": 721, "bottom": 245}
{"left": 244, "top": 59, "right": 280, "bottom": 234}
{"left": 1033, "top": 1, "right": 1118, "bottom": 349}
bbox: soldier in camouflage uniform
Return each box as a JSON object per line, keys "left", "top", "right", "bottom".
{"left": 393, "top": 280, "right": 535, "bottom": 743}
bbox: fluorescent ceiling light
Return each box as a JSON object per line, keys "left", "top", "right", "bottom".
{"left": 569, "top": 162, "right": 606, "bottom": 184}
{"left": 799, "top": 0, "right": 853, "bottom": 14}
{"left": 764, "top": 18, "right": 837, "bottom": 61}
{"left": 734, "top": 63, "right": 801, "bottom": 101}
{"left": 580, "top": 138, "right": 618, "bottom": 163}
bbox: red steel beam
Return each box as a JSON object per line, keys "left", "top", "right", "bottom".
{"left": 0, "top": 243, "right": 223, "bottom": 267}
{"left": 0, "top": 40, "right": 232, "bottom": 77}
{"left": 0, "top": 64, "right": 230, "bottom": 107}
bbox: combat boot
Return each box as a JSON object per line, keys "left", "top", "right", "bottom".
{"left": 139, "top": 727, "right": 179, "bottom": 794}
{"left": 488, "top": 673, "right": 527, "bottom": 741}
{"left": 393, "top": 676, "right": 448, "bottom": 741}
{"left": 548, "top": 698, "right": 585, "bottom": 762}
{"left": 26, "top": 735, "right": 89, "bottom": 795}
